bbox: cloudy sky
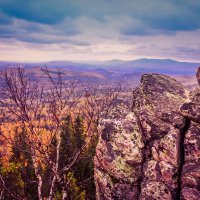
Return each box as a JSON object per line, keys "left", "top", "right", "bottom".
{"left": 0, "top": 0, "right": 200, "bottom": 62}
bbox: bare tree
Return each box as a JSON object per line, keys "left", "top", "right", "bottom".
{"left": 0, "top": 66, "right": 120, "bottom": 199}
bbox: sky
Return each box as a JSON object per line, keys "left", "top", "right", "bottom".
{"left": 0, "top": 0, "right": 200, "bottom": 62}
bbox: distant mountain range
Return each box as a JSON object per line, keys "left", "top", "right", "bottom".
{"left": 0, "top": 59, "right": 199, "bottom": 88}
{"left": 0, "top": 58, "right": 199, "bottom": 75}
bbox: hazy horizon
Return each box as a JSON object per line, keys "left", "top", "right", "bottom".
{"left": 0, "top": 57, "right": 200, "bottom": 64}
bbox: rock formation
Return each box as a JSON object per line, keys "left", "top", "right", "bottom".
{"left": 180, "top": 86, "right": 200, "bottom": 200}
{"left": 94, "top": 71, "right": 200, "bottom": 199}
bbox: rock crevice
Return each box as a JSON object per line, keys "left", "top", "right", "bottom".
{"left": 95, "top": 70, "right": 200, "bottom": 200}
{"left": 177, "top": 118, "right": 191, "bottom": 200}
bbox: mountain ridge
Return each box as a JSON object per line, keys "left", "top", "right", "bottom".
{"left": 0, "top": 59, "right": 199, "bottom": 87}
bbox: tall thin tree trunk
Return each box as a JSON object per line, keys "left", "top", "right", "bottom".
{"left": 48, "top": 176, "right": 56, "bottom": 200}
{"left": 0, "top": 175, "right": 5, "bottom": 199}
{"left": 48, "top": 132, "right": 61, "bottom": 200}
{"left": 62, "top": 189, "right": 67, "bottom": 200}
{"left": 62, "top": 175, "right": 71, "bottom": 200}
{"left": 37, "top": 174, "right": 43, "bottom": 200}
{"left": 31, "top": 147, "right": 43, "bottom": 200}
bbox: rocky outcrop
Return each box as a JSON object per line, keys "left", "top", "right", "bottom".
{"left": 94, "top": 102, "right": 143, "bottom": 199}
{"left": 131, "top": 74, "right": 186, "bottom": 199}
{"left": 94, "top": 71, "right": 200, "bottom": 200}
{"left": 180, "top": 86, "right": 200, "bottom": 200}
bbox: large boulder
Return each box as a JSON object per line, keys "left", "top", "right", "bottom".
{"left": 94, "top": 101, "right": 144, "bottom": 200}
{"left": 132, "top": 74, "right": 187, "bottom": 199}
{"left": 132, "top": 73, "right": 187, "bottom": 114}
{"left": 132, "top": 73, "right": 187, "bottom": 130}
{"left": 94, "top": 70, "right": 200, "bottom": 199}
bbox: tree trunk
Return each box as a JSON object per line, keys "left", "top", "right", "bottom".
{"left": 62, "top": 189, "right": 67, "bottom": 200}
{"left": 31, "top": 147, "right": 43, "bottom": 200}
{"left": 48, "top": 132, "right": 62, "bottom": 200}
{"left": 37, "top": 174, "right": 43, "bottom": 200}
{"left": 48, "top": 176, "right": 56, "bottom": 200}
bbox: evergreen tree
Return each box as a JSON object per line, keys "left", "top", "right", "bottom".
{"left": 0, "top": 127, "right": 37, "bottom": 199}
{"left": 10, "top": 127, "right": 38, "bottom": 199}
{"left": 74, "top": 116, "right": 85, "bottom": 150}
{"left": 60, "top": 115, "right": 74, "bottom": 169}
{"left": 58, "top": 115, "right": 87, "bottom": 199}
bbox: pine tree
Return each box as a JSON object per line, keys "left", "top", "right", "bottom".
{"left": 60, "top": 115, "right": 74, "bottom": 169}
{"left": 74, "top": 116, "right": 85, "bottom": 150}
{"left": 9, "top": 127, "right": 38, "bottom": 199}
{"left": 58, "top": 115, "right": 86, "bottom": 199}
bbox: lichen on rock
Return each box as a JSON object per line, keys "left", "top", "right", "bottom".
{"left": 94, "top": 70, "right": 200, "bottom": 200}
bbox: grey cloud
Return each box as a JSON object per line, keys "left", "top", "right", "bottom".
{"left": 0, "top": 18, "right": 81, "bottom": 44}
{"left": 0, "top": 0, "right": 200, "bottom": 62}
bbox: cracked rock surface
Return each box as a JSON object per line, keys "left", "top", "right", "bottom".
{"left": 94, "top": 71, "right": 200, "bottom": 200}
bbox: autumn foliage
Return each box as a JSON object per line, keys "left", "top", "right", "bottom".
{"left": 0, "top": 67, "right": 120, "bottom": 199}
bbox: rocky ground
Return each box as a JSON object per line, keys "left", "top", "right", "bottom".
{"left": 94, "top": 67, "right": 200, "bottom": 200}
